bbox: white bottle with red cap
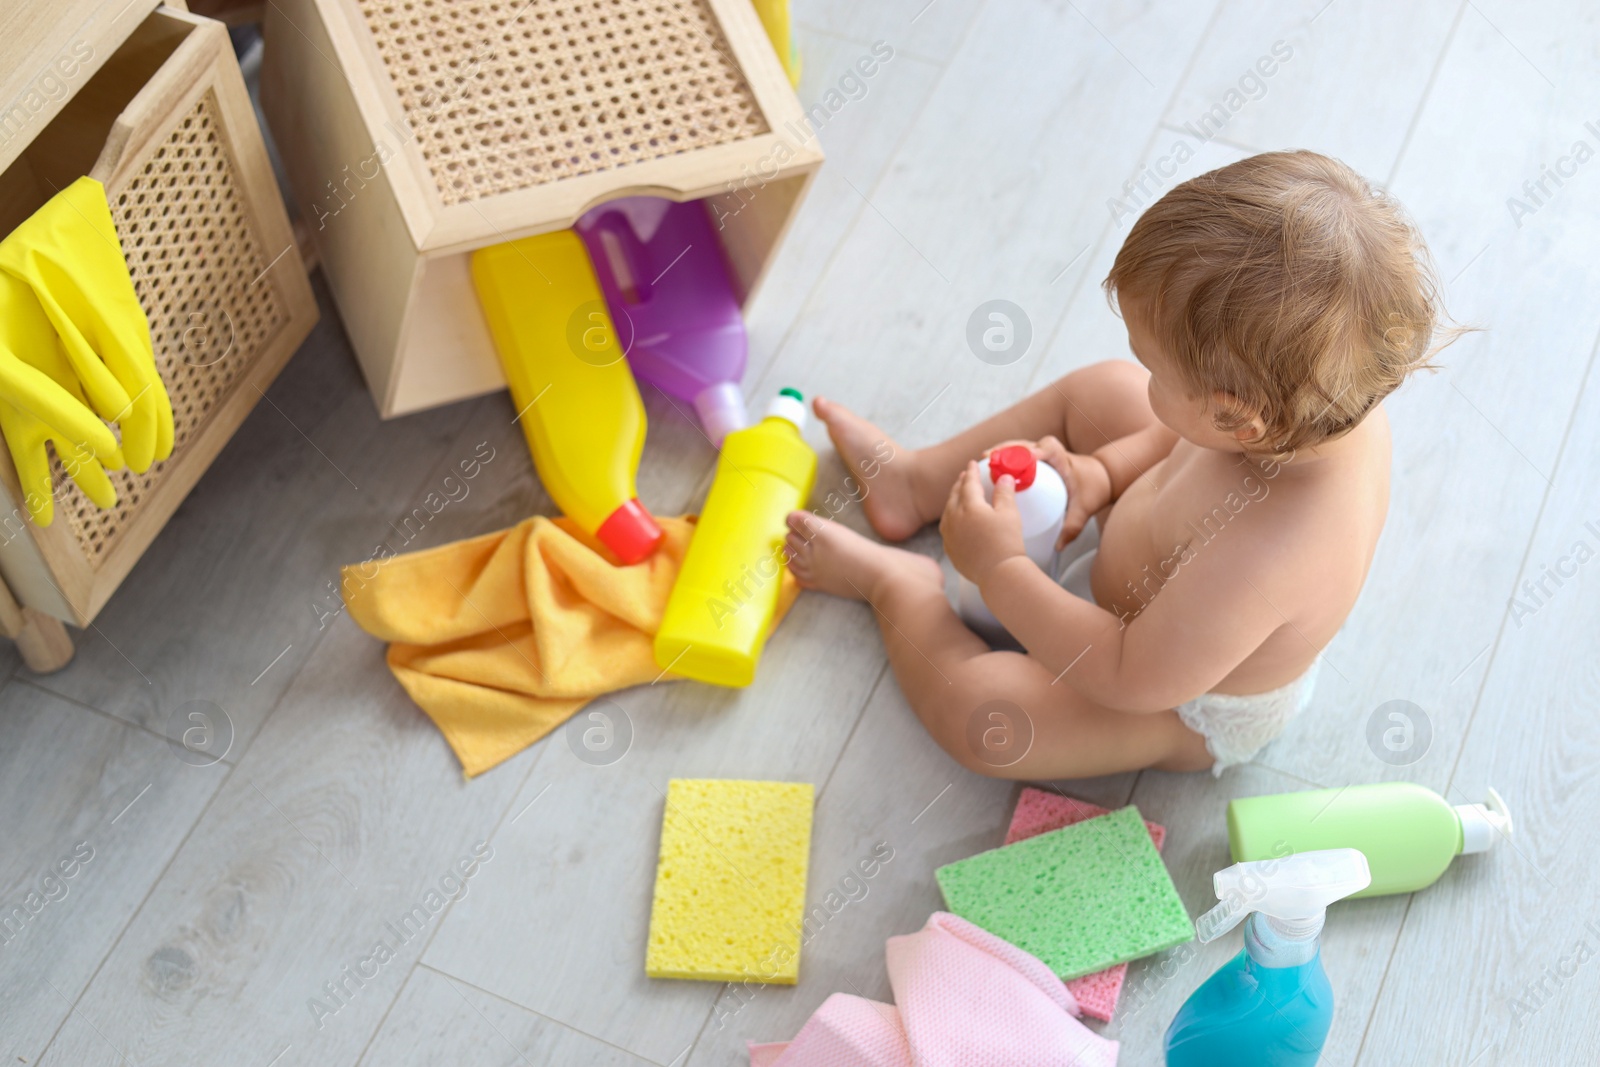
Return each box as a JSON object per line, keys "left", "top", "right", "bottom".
{"left": 955, "top": 445, "right": 1068, "bottom": 643}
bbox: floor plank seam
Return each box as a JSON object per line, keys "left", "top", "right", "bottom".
{"left": 1153, "top": 122, "right": 1265, "bottom": 158}
{"left": 30, "top": 756, "right": 241, "bottom": 1067}
{"left": 1346, "top": 256, "right": 1600, "bottom": 1067}
{"left": 1121, "top": 768, "right": 1143, "bottom": 809}
{"left": 185, "top": 602, "right": 341, "bottom": 779}
{"left": 750, "top": 0, "right": 985, "bottom": 402}
{"left": 1021, "top": 210, "right": 1119, "bottom": 394}
{"left": 1247, "top": 757, "right": 1337, "bottom": 790}
{"left": 1438, "top": 319, "right": 1600, "bottom": 797}
{"left": 791, "top": 19, "right": 946, "bottom": 67}
{"left": 26, "top": 595, "right": 347, "bottom": 1065}
{"left": 411, "top": 961, "right": 656, "bottom": 1065}
{"left": 815, "top": 660, "right": 894, "bottom": 802}
{"left": 1382, "top": 0, "right": 1470, "bottom": 189}
{"left": 672, "top": 995, "right": 724, "bottom": 1067}
{"left": 1349, "top": 891, "right": 1419, "bottom": 1066}
{"left": 11, "top": 676, "right": 202, "bottom": 765}
{"left": 215, "top": 397, "right": 496, "bottom": 768}
{"left": 1021, "top": 0, "right": 1229, "bottom": 398}
{"left": 308, "top": 384, "right": 480, "bottom": 534}
{"left": 349, "top": 736, "right": 558, "bottom": 1065}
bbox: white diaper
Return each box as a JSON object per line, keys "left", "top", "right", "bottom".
{"left": 1054, "top": 519, "right": 1318, "bottom": 774}
{"left": 1175, "top": 661, "right": 1320, "bottom": 775}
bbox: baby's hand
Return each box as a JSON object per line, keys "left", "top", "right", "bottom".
{"left": 940, "top": 460, "right": 1027, "bottom": 583}
{"left": 1034, "top": 435, "right": 1113, "bottom": 550}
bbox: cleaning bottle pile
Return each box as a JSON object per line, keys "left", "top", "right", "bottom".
{"left": 471, "top": 196, "right": 811, "bottom": 687}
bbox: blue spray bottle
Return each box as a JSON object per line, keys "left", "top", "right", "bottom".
{"left": 1165, "top": 848, "right": 1371, "bottom": 1067}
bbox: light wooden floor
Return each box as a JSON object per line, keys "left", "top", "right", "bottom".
{"left": 5, "top": 1, "right": 1598, "bottom": 1064}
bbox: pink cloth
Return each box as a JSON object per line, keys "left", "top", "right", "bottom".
{"left": 749, "top": 996, "right": 907, "bottom": 1066}
{"left": 1006, "top": 788, "right": 1167, "bottom": 1022}
{"left": 749, "top": 912, "right": 1118, "bottom": 1067}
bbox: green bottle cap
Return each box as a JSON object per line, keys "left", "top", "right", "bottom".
{"left": 779, "top": 387, "right": 803, "bottom": 402}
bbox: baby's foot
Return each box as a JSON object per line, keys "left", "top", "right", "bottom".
{"left": 813, "top": 397, "right": 926, "bottom": 542}
{"left": 785, "top": 511, "right": 943, "bottom": 602}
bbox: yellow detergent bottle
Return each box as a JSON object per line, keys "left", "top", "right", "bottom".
{"left": 471, "top": 230, "right": 664, "bottom": 564}
{"left": 655, "top": 388, "right": 816, "bottom": 686}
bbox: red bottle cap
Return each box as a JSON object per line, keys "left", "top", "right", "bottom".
{"left": 596, "top": 499, "right": 664, "bottom": 563}
{"left": 988, "top": 445, "right": 1037, "bottom": 490}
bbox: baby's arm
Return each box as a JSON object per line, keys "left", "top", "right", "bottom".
{"left": 984, "top": 547, "right": 1286, "bottom": 711}
{"left": 1035, "top": 423, "right": 1179, "bottom": 546}
{"left": 1094, "top": 423, "right": 1180, "bottom": 498}
{"left": 943, "top": 465, "right": 1288, "bottom": 712}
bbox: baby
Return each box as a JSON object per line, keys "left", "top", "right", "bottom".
{"left": 785, "top": 151, "right": 1455, "bottom": 779}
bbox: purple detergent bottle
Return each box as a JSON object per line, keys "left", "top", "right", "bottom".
{"left": 576, "top": 197, "right": 749, "bottom": 445}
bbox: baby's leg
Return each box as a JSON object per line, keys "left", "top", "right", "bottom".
{"left": 817, "top": 360, "right": 1158, "bottom": 542}
{"left": 787, "top": 514, "right": 1211, "bottom": 778}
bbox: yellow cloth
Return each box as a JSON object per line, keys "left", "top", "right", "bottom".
{"left": 341, "top": 515, "right": 798, "bottom": 777}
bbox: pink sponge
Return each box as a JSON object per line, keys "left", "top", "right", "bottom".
{"left": 1004, "top": 787, "right": 1167, "bottom": 1022}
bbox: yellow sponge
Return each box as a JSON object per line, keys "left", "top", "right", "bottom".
{"left": 645, "top": 778, "right": 814, "bottom": 983}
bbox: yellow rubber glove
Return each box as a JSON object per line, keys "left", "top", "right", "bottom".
{"left": 0, "top": 275, "right": 120, "bottom": 525}
{"left": 0, "top": 177, "right": 174, "bottom": 473}
{"left": 0, "top": 268, "right": 123, "bottom": 467}
{"left": 0, "top": 390, "right": 120, "bottom": 526}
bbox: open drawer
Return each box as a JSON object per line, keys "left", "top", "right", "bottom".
{"left": 262, "top": 0, "right": 821, "bottom": 418}
{"left": 0, "top": 7, "right": 317, "bottom": 627}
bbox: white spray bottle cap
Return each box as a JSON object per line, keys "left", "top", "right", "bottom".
{"left": 1195, "top": 848, "right": 1371, "bottom": 945}
{"left": 1454, "top": 787, "right": 1513, "bottom": 855}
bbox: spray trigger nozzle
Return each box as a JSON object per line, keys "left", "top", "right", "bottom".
{"left": 1194, "top": 848, "right": 1371, "bottom": 945}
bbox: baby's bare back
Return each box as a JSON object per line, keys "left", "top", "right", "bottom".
{"left": 1090, "top": 408, "right": 1392, "bottom": 695}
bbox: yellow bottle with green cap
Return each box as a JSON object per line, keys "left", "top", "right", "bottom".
{"left": 655, "top": 388, "right": 815, "bottom": 687}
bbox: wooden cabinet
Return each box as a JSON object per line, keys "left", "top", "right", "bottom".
{"left": 0, "top": 4, "right": 317, "bottom": 646}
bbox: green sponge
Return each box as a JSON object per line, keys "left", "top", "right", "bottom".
{"left": 934, "top": 805, "right": 1192, "bottom": 979}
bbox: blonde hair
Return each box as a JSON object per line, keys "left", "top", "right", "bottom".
{"left": 1105, "top": 150, "right": 1459, "bottom": 453}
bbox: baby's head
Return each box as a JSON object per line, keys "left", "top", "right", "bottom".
{"left": 1105, "top": 150, "right": 1453, "bottom": 455}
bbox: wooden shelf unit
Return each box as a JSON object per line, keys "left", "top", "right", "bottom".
{"left": 0, "top": 5, "right": 317, "bottom": 631}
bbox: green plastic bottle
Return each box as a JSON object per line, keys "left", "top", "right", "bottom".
{"left": 1227, "top": 783, "right": 1512, "bottom": 898}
